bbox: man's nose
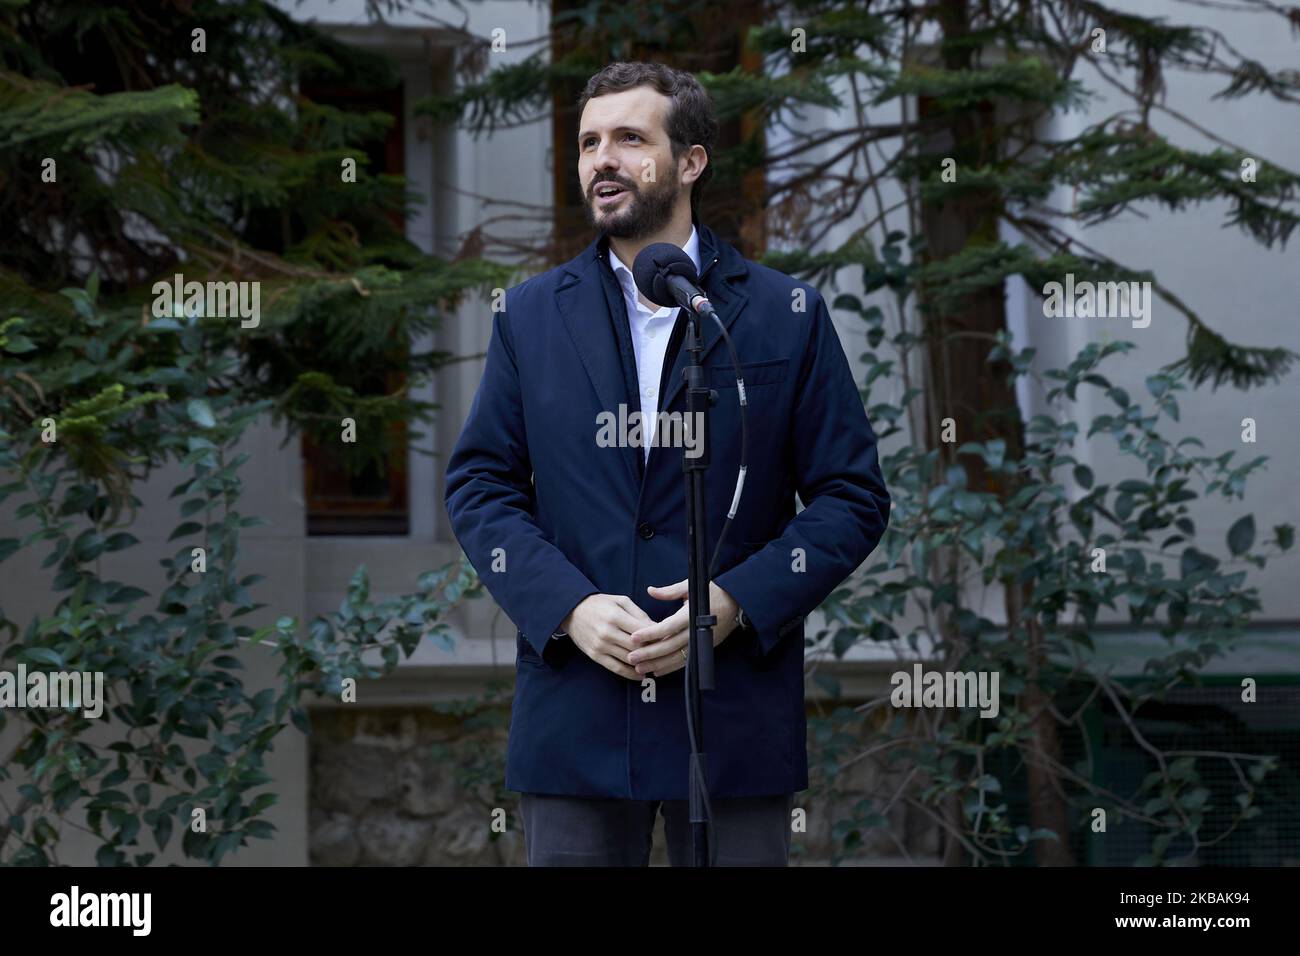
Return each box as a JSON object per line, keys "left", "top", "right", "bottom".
{"left": 592, "top": 141, "right": 621, "bottom": 175}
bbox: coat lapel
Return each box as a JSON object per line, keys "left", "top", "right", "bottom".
{"left": 554, "top": 249, "right": 643, "bottom": 491}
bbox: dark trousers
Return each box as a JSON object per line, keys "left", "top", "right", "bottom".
{"left": 519, "top": 792, "right": 795, "bottom": 866}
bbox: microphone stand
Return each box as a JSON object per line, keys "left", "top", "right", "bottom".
{"left": 681, "top": 301, "right": 717, "bottom": 868}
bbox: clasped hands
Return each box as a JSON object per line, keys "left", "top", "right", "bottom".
{"left": 559, "top": 580, "right": 740, "bottom": 679}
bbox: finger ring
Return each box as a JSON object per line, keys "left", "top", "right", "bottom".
{"left": 679, "top": 648, "right": 688, "bottom": 663}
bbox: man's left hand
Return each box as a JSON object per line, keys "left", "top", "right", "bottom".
{"left": 629, "top": 579, "right": 741, "bottom": 677}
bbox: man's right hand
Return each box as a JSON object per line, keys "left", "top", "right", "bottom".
{"left": 561, "top": 594, "right": 652, "bottom": 680}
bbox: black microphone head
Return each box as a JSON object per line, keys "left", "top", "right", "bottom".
{"left": 632, "top": 242, "right": 698, "bottom": 308}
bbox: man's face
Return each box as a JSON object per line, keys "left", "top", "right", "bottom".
{"left": 578, "top": 86, "right": 683, "bottom": 238}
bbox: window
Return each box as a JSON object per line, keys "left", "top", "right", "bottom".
{"left": 298, "top": 79, "right": 410, "bottom": 535}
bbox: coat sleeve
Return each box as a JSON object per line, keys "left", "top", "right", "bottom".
{"left": 443, "top": 301, "right": 598, "bottom": 662}
{"left": 714, "top": 291, "right": 890, "bottom": 656}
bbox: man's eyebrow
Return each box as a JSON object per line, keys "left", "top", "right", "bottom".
{"left": 577, "top": 125, "right": 652, "bottom": 142}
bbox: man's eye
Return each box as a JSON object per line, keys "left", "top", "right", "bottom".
{"left": 624, "top": 133, "right": 641, "bottom": 142}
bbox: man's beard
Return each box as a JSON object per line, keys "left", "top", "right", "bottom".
{"left": 585, "top": 171, "right": 681, "bottom": 238}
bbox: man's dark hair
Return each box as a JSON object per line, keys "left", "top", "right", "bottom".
{"left": 577, "top": 61, "right": 719, "bottom": 220}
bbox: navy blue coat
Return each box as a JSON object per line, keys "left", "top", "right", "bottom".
{"left": 443, "top": 220, "right": 890, "bottom": 799}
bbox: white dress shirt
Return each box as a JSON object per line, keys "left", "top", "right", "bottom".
{"left": 607, "top": 225, "right": 701, "bottom": 462}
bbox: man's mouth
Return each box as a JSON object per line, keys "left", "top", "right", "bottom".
{"left": 594, "top": 182, "right": 630, "bottom": 207}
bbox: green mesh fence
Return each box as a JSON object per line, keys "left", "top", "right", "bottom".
{"left": 984, "top": 680, "right": 1299, "bottom": 866}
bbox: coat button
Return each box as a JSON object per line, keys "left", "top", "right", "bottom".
{"left": 637, "top": 522, "right": 655, "bottom": 540}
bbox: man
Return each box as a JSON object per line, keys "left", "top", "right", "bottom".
{"left": 443, "top": 61, "right": 890, "bottom": 866}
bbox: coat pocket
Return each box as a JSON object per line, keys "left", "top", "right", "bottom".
{"left": 710, "top": 359, "right": 787, "bottom": 389}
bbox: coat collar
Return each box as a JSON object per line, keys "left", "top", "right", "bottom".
{"left": 558, "top": 215, "right": 748, "bottom": 289}
{"left": 553, "top": 218, "right": 751, "bottom": 487}
{"left": 606, "top": 222, "right": 703, "bottom": 301}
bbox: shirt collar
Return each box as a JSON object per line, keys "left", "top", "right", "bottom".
{"left": 606, "top": 224, "right": 701, "bottom": 305}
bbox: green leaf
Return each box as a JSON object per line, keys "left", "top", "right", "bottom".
{"left": 108, "top": 585, "right": 149, "bottom": 604}
{"left": 1276, "top": 524, "right": 1295, "bottom": 551}
{"left": 167, "top": 521, "right": 203, "bottom": 541}
{"left": 812, "top": 674, "right": 841, "bottom": 698}
{"left": 1227, "top": 515, "right": 1255, "bottom": 555}
{"left": 884, "top": 529, "right": 905, "bottom": 567}
{"left": 103, "top": 532, "right": 139, "bottom": 552}
{"left": 831, "top": 627, "right": 857, "bottom": 658}
{"left": 187, "top": 399, "right": 216, "bottom": 429}
{"left": 23, "top": 647, "right": 64, "bottom": 667}
{"left": 832, "top": 293, "right": 863, "bottom": 313}
{"left": 152, "top": 814, "right": 174, "bottom": 852}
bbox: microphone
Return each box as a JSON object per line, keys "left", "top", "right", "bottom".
{"left": 632, "top": 243, "right": 717, "bottom": 319}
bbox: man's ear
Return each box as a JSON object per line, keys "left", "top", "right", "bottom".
{"left": 680, "top": 144, "right": 708, "bottom": 187}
